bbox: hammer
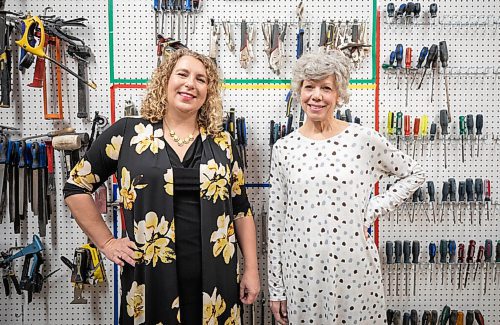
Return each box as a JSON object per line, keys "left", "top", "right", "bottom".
{"left": 52, "top": 133, "right": 89, "bottom": 178}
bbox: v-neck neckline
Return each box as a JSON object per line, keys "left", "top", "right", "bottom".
{"left": 165, "top": 134, "right": 201, "bottom": 167}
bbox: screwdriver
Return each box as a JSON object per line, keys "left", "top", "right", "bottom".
{"left": 475, "top": 113, "right": 483, "bottom": 156}
{"left": 428, "top": 242, "right": 436, "bottom": 284}
{"left": 410, "top": 188, "right": 419, "bottom": 223}
{"left": 387, "top": 183, "right": 393, "bottom": 221}
{"left": 410, "top": 309, "right": 418, "bottom": 325}
{"left": 459, "top": 116, "right": 466, "bottom": 163}
{"left": 466, "top": 178, "right": 474, "bottom": 224}
{"left": 473, "top": 245, "right": 484, "bottom": 282}
{"left": 403, "top": 312, "right": 410, "bottom": 325}
{"left": 474, "top": 310, "right": 484, "bottom": 325}
{"left": 422, "top": 310, "right": 431, "bottom": 325}
{"left": 494, "top": 241, "right": 500, "bottom": 283}
{"left": 449, "top": 310, "right": 458, "bottom": 325}
{"left": 448, "top": 240, "right": 456, "bottom": 285}
{"left": 417, "top": 44, "right": 438, "bottom": 90}
{"left": 405, "top": 2, "right": 415, "bottom": 25}
{"left": 464, "top": 239, "right": 476, "bottom": 288}
{"left": 465, "top": 311, "right": 473, "bottom": 325}
{"left": 484, "top": 239, "right": 492, "bottom": 294}
{"left": 440, "top": 181, "right": 449, "bottom": 223}
{"left": 412, "top": 240, "right": 420, "bottom": 296}
{"left": 439, "top": 305, "right": 451, "bottom": 325}
{"left": 387, "top": 3, "right": 395, "bottom": 20}
{"left": 431, "top": 310, "right": 438, "bottom": 325}
{"left": 458, "top": 181, "right": 466, "bottom": 224}
{"left": 429, "top": 3, "right": 438, "bottom": 25}
{"left": 393, "top": 310, "right": 402, "bottom": 325}
{"left": 457, "top": 243, "right": 465, "bottom": 289}
{"left": 428, "top": 122, "right": 437, "bottom": 155}
{"left": 418, "top": 187, "right": 430, "bottom": 222}
{"left": 387, "top": 309, "right": 395, "bottom": 325}
{"left": 403, "top": 240, "right": 411, "bottom": 296}
{"left": 413, "top": 3, "right": 421, "bottom": 19}
{"left": 430, "top": 48, "right": 439, "bottom": 103}
{"left": 412, "top": 117, "right": 420, "bottom": 159}
{"left": 439, "top": 110, "right": 449, "bottom": 169}
{"left": 396, "top": 4, "right": 407, "bottom": 23}
{"left": 466, "top": 114, "right": 474, "bottom": 158}
{"left": 395, "top": 44, "right": 404, "bottom": 89}
{"left": 457, "top": 311, "right": 464, "bottom": 325}
{"left": 395, "top": 240, "right": 402, "bottom": 296}
{"left": 404, "top": 115, "right": 411, "bottom": 154}
{"left": 449, "top": 178, "right": 457, "bottom": 224}
{"left": 439, "top": 41, "right": 451, "bottom": 120}
{"left": 396, "top": 112, "right": 403, "bottom": 150}
{"left": 420, "top": 114, "right": 428, "bottom": 156}
{"left": 387, "top": 111, "right": 395, "bottom": 136}
{"left": 427, "top": 181, "right": 436, "bottom": 222}
{"left": 440, "top": 239, "right": 448, "bottom": 285}
{"left": 405, "top": 47, "right": 413, "bottom": 107}
{"left": 411, "top": 46, "right": 428, "bottom": 89}
{"left": 386, "top": 241, "right": 394, "bottom": 295}
{"left": 474, "top": 178, "right": 483, "bottom": 225}
{"left": 484, "top": 179, "right": 491, "bottom": 220}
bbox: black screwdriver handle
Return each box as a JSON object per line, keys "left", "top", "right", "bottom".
{"left": 403, "top": 240, "right": 411, "bottom": 264}
{"left": 386, "top": 242, "right": 394, "bottom": 264}
{"left": 466, "top": 115, "right": 474, "bottom": 135}
{"left": 429, "top": 3, "right": 438, "bottom": 18}
{"left": 387, "top": 3, "right": 395, "bottom": 18}
{"left": 466, "top": 240, "right": 476, "bottom": 263}
{"left": 476, "top": 114, "right": 483, "bottom": 135}
{"left": 412, "top": 241, "right": 420, "bottom": 264}
{"left": 440, "top": 110, "right": 449, "bottom": 135}
{"left": 458, "top": 181, "right": 466, "bottom": 202}
{"left": 395, "top": 240, "right": 402, "bottom": 263}
{"left": 441, "top": 181, "right": 450, "bottom": 202}
{"left": 416, "top": 47, "right": 428, "bottom": 69}
{"left": 424, "top": 44, "right": 438, "bottom": 69}
{"left": 448, "top": 178, "right": 456, "bottom": 202}
{"left": 475, "top": 178, "right": 483, "bottom": 201}
{"left": 439, "top": 41, "right": 448, "bottom": 68}
{"left": 484, "top": 239, "right": 492, "bottom": 262}
{"left": 440, "top": 240, "right": 448, "bottom": 264}
{"left": 457, "top": 243, "right": 465, "bottom": 263}
{"left": 410, "top": 310, "right": 418, "bottom": 325}
{"left": 429, "top": 122, "right": 437, "bottom": 141}
{"left": 466, "top": 179, "right": 474, "bottom": 202}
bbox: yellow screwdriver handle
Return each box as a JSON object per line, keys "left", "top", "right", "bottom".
{"left": 420, "top": 114, "right": 429, "bottom": 136}
{"left": 387, "top": 111, "right": 394, "bottom": 135}
{"left": 15, "top": 16, "right": 46, "bottom": 59}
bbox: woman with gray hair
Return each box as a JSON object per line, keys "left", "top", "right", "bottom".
{"left": 267, "top": 51, "right": 426, "bottom": 324}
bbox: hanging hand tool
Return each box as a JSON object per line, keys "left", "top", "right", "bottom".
{"left": 428, "top": 122, "right": 436, "bottom": 156}
{"left": 67, "top": 44, "right": 92, "bottom": 119}
{"left": 465, "top": 179, "right": 474, "bottom": 224}
{"left": 484, "top": 239, "right": 492, "bottom": 294}
{"left": 475, "top": 178, "right": 483, "bottom": 225}
{"left": 428, "top": 242, "right": 436, "bottom": 284}
{"left": 431, "top": 310, "right": 438, "bottom": 325}
{"left": 269, "top": 21, "right": 287, "bottom": 75}
{"left": 420, "top": 114, "right": 428, "bottom": 156}
{"left": 393, "top": 310, "right": 402, "bottom": 325}
{"left": 417, "top": 44, "right": 437, "bottom": 90}
{"left": 412, "top": 240, "right": 419, "bottom": 296}
{"left": 439, "top": 41, "right": 451, "bottom": 119}
{"left": 53, "top": 133, "right": 89, "bottom": 178}
{"left": 386, "top": 241, "right": 394, "bottom": 295}
{"left": 0, "top": 136, "right": 7, "bottom": 218}
{"left": 174, "top": 0, "right": 183, "bottom": 42}
{"left": 17, "top": 141, "right": 27, "bottom": 224}
{"left": 418, "top": 187, "right": 430, "bottom": 222}
{"left": 403, "top": 240, "right": 411, "bottom": 296}
{"left": 0, "top": 12, "right": 13, "bottom": 108}
{"left": 403, "top": 312, "right": 410, "bottom": 325}
{"left": 458, "top": 181, "right": 466, "bottom": 224}
{"left": 495, "top": 241, "right": 500, "bottom": 284}
{"left": 411, "top": 47, "right": 428, "bottom": 89}
{"left": 7, "top": 141, "right": 18, "bottom": 226}
{"left": 183, "top": 0, "right": 192, "bottom": 46}
{"left": 457, "top": 243, "right": 465, "bottom": 289}
{"left": 387, "top": 111, "right": 395, "bottom": 136}
{"left": 15, "top": 16, "right": 96, "bottom": 89}
{"left": 457, "top": 311, "right": 464, "bottom": 325}
{"left": 405, "top": 47, "right": 412, "bottom": 106}
{"left": 464, "top": 240, "right": 476, "bottom": 288}
{"left": 395, "top": 240, "right": 402, "bottom": 296}
{"left": 448, "top": 240, "right": 456, "bottom": 285}
{"left": 20, "top": 127, "right": 75, "bottom": 141}
{"left": 427, "top": 181, "right": 436, "bottom": 223}
{"left": 405, "top": 3, "right": 415, "bottom": 25}
{"left": 448, "top": 178, "right": 457, "bottom": 224}
{"left": 449, "top": 310, "right": 458, "bottom": 325}
{"left": 411, "top": 117, "right": 420, "bottom": 159}
{"left": 475, "top": 113, "right": 483, "bottom": 156}
{"left": 422, "top": 311, "right": 431, "bottom": 325}
{"left": 439, "top": 305, "right": 451, "bottom": 325}
{"left": 404, "top": 115, "right": 410, "bottom": 154}
{"left": 208, "top": 19, "right": 220, "bottom": 62}
{"left": 222, "top": 22, "right": 235, "bottom": 52}
{"left": 474, "top": 310, "right": 484, "bottom": 325}
{"left": 473, "top": 244, "right": 484, "bottom": 282}
{"left": 439, "top": 240, "right": 448, "bottom": 285}
{"left": 466, "top": 114, "right": 474, "bottom": 158}
{"left": 239, "top": 20, "right": 255, "bottom": 69}
{"left": 387, "top": 3, "right": 395, "bottom": 22}
{"left": 396, "top": 112, "right": 403, "bottom": 150}
{"left": 153, "top": 0, "right": 160, "bottom": 38}
{"left": 429, "top": 3, "right": 438, "bottom": 24}
{"left": 465, "top": 311, "right": 473, "bottom": 325}
{"left": 439, "top": 110, "right": 448, "bottom": 169}
{"left": 387, "top": 309, "right": 394, "bottom": 325}
{"left": 1, "top": 253, "right": 22, "bottom": 296}
{"left": 396, "top": 4, "right": 406, "bottom": 24}
{"left": 318, "top": 20, "right": 327, "bottom": 52}
{"left": 459, "top": 116, "right": 466, "bottom": 162}
{"left": 430, "top": 47, "right": 439, "bottom": 102}
{"left": 410, "top": 310, "right": 418, "bottom": 325}
{"left": 395, "top": 44, "right": 403, "bottom": 89}
{"left": 484, "top": 179, "right": 490, "bottom": 221}
{"left": 440, "top": 181, "right": 449, "bottom": 223}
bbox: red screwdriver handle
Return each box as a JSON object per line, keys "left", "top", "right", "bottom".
{"left": 413, "top": 117, "right": 420, "bottom": 136}
{"left": 466, "top": 240, "right": 476, "bottom": 263}
{"left": 404, "top": 115, "right": 411, "bottom": 136}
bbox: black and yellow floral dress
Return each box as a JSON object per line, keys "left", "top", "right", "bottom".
{"left": 63, "top": 117, "right": 252, "bottom": 325}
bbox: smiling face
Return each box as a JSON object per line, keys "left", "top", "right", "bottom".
{"left": 167, "top": 55, "right": 208, "bottom": 116}
{"left": 299, "top": 75, "right": 339, "bottom": 123}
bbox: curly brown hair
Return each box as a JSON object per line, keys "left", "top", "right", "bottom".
{"left": 141, "top": 48, "right": 223, "bottom": 135}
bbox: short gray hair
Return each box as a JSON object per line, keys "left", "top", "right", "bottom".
{"left": 291, "top": 51, "right": 351, "bottom": 107}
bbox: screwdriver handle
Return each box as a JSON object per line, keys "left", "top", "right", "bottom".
{"left": 474, "top": 310, "right": 484, "bottom": 325}
{"left": 484, "top": 239, "right": 492, "bottom": 262}
{"left": 457, "top": 243, "right": 465, "bottom": 263}
{"left": 476, "top": 246, "right": 484, "bottom": 263}
{"left": 466, "top": 179, "right": 474, "bottom": 202}
{"left": 396, "top": 44, "right": 404, "bottom": 68}
{"left": 429, "top": 122, "right": 437, "bottom": 141}
{"left": 403, "top": 240, "right": 411, "bottom": 263}
{"left": 424, "top": 44, "right": 438, "bottom": 69}
{"left": 484, "top": 179, "right": 491, "bottom": 201}
{"left": 416, "top": 47, "right": 428, "bottom": 69}
{"left": 387, "top": 309, "right": 395, "bottom": 325}
{"left": 440, "top": 240, "right": 448, "bottom": 264}
{"left": 403, "top": 312, "right": 410, "bottom": 325}
{"left": 387, "top": 3, "right": 395, "bottom": 18}
{"left": 448, "top": 241, "right": 457, "bottom": 263}
{"left": 396, "top": 112, "right": 403, "bottom": 135}
{"left": 429, "top": 242, "right": 437, "bottom": 263}
{"left": 412, "top": 241, "right": 420, "bottom": 264}
{"left": 386, "top": 241, "right": 394, "bottom": 264}
{"left": 441, "top": 181, "right": 450, "bottom": 202}
{"left": 448, "top": 178, "right": 457, "bottom": 202}
{"left": 466, "top": 115, "right": 474, "bottom": 135}
{"left": 410, "top": 309, "right": 418, "bottom": 325}
{"left": 439, "top": 41, "right": 448, "bottom": 68}
{"left": 496, "top": 241, "right": 500, "bottom": 262}
{"left": 390, "top": 51, "right": 396, "bottom": 66}
{"left": 475, "top": 178, "right": 483, "bottom": 201}
{"left": 459, "top": 116, "right": 466, "bottom": 135}
{"left": 427, "top": 181, "right": 435, "bottom": 202}
{"left": 397, "top": 4, "right": 407, "bottom": 17}
{"left": 395, "top": 240, "right": 403, "bottom": 263}
{"left": 413, "top": 118, "right": 420, "bottom": 136}
{"left": 405, "top": 47, "right": 413, "bottom": 69}
{"left": 420, "top": 115, "right": 428, "bottom": 136}
{"left": 475, "top": 114, "right": 483, "bottom": 135}
{"left": 466, "top": 240, "right": 476, "bottom": 263}
{"left": 458, "top": 181, "right": 466, "bottom": 202}
{"left": 413, "top": 3, "right": 421, "bottom": 18}
{"left": 404, "top": 115, "right": 410, "bottom": 136}
{"left": 429, "top": 3, "right": 438, "bottom": 18}
{"left": 387, "top": 112, "right": 395, "bottom": 135}
{"left": 439, "top": 110, "right": 449, "bottom": 135}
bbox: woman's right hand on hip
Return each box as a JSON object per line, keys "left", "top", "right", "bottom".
{"left": 101, "top": 237, "right": 137, "bottom": 267}
{"left": 270, "top": 299, "right": 288, "bottom": 325}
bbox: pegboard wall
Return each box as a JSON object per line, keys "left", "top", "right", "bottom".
{"left": 0, "top": 0, "right": 498, "bottom": 325}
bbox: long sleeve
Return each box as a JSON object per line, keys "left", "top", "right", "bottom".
{"left": 229, "top": 133, "right": 252, "bottom": 219}
{"left": 363, "top": 129, "right": 426, "bottom": 227}
{"left": 267, "top": 142, "right": 287, "bottom": 300}
{"left": 63, "top": 117, "right": 128, "bottom": 197}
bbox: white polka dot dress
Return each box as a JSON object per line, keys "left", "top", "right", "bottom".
{"left": 267, "top": 123, "right": 426, "bottom": 324}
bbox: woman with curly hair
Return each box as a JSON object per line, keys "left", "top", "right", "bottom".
{"left": 64, "top": 49, "right": 260, "bottom": 324}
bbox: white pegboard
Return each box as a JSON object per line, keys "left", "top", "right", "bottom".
{"left": 378, "top": 0, "right": 500, "bottom": 322}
